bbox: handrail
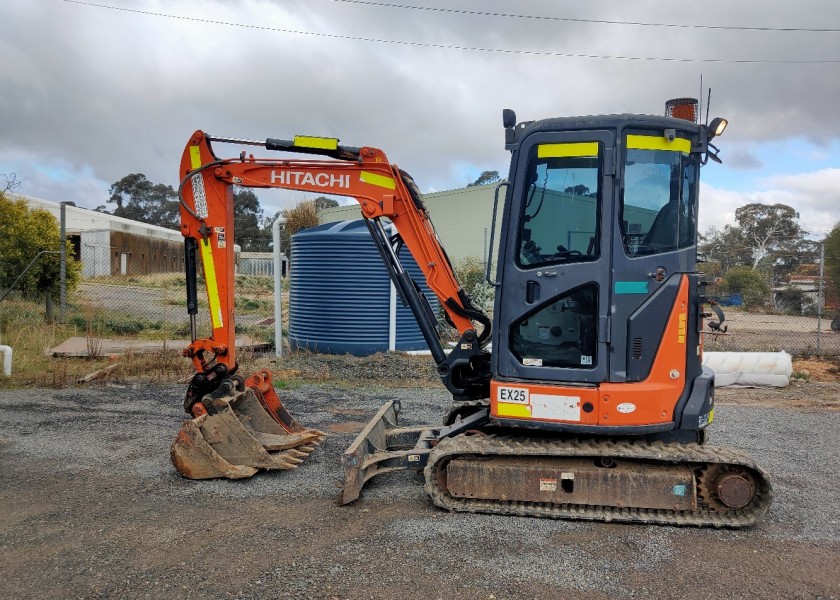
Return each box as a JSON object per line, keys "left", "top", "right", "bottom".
{"left": 485, "top": 181, "right": 509, "bottom": 287}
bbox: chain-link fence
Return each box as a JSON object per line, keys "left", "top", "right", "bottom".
{"left": 52, "top": 244, "right": 839, "bottom": 357}
{"left": 703, "top": 309, "right": 839, "bottom": 355}
{"left": 702, "top": 257, "right": 839, "bottom": 356}
{"left": 62, "top": 243, "right": 275, "bottom": 346}
{"left": 59, "top": 247, "right": 840, "bottom": 356}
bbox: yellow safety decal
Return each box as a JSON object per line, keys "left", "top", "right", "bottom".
{"left": 678, "top": 312, "right": 687, "bottom": 344}
{"left": 189, "top": 145, "right": 203, "bottom": 169}
{"left": 627, "top": 134, "right": 691, "bottom": 153}
{"left": 199, "top": 237, "right": 224, "bottom": 329}
{"left": 294, "top": 135, "right": 339, "bottom": 151}
{"left": 537, "top": 142, "right": 598, "bottom": 158}
{"left": 496, "top": 402, "right": 532, "bottom": 418}
{"left": 360, "top": 171, "right": 397, "bottom": 189}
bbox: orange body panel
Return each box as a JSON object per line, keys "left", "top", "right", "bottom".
{"left": 491, "top": 276, "right": 691, "bottom": 428}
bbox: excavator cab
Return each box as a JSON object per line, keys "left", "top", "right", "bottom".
{"left": 490, "top": 113, "right": 711, "bottom": 441}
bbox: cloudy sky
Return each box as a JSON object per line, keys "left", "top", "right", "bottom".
{"left": 2, "top": 0, "right": 839, "bottom": 236}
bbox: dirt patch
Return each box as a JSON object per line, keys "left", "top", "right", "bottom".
{"left": 713, "top": 357, "right": 840, "bottom": 411}
{"left": 716, "top": 380, "right": 840, "bottom": 410}
{"left": 792, "top": 357, "right": 840, "bottom": 382}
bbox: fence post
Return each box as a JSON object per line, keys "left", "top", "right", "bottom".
{"left": 273, "top": 216, "right": 287, "bottom": 358}
{"left": 60, "top": 202, "right": 67, "bottom": 323}
{"left": 817, "top": 242, "right": 825, "bottom": 356}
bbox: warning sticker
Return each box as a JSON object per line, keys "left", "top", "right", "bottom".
{"left": 215, "top": 227, "right": 226, "bottom": 249}
{"left": 191, "top": 173, "right": 208, "bottom": 219}
{"left": 539, "top": 478, "right": 557, "bottom": 492}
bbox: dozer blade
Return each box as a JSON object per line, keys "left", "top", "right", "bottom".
{"left": 340, "top": 400, "right": 434, "bottom": 504}
{"left": 339, "top": 400, "right": 488, "bottom": 505}
{"left": 171, "top": 374, "right": 325, "bottom": 480}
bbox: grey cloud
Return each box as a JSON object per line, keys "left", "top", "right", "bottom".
{"left": 724, "top": 148, "right": 764, "bottom": 170}
{"left": 1, "top": 0, "right": 839, "bottom": 210}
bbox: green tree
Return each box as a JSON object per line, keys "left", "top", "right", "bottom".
{"left": 0, "top": 193, "right": 80, "bottom": 301}
{"left": 107, "top": 173, "right": 179, "bottom": 229}
{"left": 720, "top": 266, "right": 771, "bottom": 308}
{"left": 563, "top": 184, "right": 595, "bottom": 198}
{"left": 452, "top": 256, "right": 495, "bottom": 314}
{"left": 698, "top": 225, "right": 751, "bottom": 273}
{"left": 313, "top": 196, "right": 339, "bottom": 211}
{"left": 467, "top": 170, "right": 500, "bottom": 187}
{"left": 773, "top": 238, "right": 820, "bottom": 285}
{"left": 232, "top": 188, "right": 270, "bottom": 251}
{"left": 735, "top": 203, "right": 806, "bottom": 270}
{"left": 824, "top": 222, "right": 840, "bottom": 302}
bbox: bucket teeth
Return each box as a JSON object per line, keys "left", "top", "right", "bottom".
{"left": 171, "top": 375, "right": 325, "bottom": 480}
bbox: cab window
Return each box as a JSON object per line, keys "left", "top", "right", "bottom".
{"left": 621, "top": 138, "right": 698, "bottom": 256}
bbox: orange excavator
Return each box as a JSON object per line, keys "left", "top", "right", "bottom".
{"left": 172, "top": 99, "right": 773, "bottom": 527}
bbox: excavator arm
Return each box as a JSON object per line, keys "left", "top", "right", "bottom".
{"left": 178, "top": 130, "right": 491, "bottom": 404}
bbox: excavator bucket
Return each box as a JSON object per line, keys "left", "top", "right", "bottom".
{"left": 171, "top": 372, "right": 325, "bottom": 480}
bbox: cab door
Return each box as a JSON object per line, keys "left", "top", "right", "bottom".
{"left": 493, "top": 130, "right": 615, "bottom": 384}
{"left": 609, "top": 130, "right": 700, "bottom": 383}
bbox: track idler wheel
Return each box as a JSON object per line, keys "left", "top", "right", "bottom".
{"left": 715, "top": 472, "right": 756, "bottom": 509}
{"left": 700, "top": 466, "right": 757, "bottom": 511}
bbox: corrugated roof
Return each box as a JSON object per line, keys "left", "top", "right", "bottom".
{"left": 17, "top": 194, "right": 182, "bottom": 242}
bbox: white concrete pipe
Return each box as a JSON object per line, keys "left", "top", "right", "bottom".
{"left": 0, "top": 345, "right": 12, "bottom": 377}
{"left": 702, "top": 351, "right": 792, "bottom": 388}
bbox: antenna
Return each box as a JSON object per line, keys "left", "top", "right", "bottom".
{"left": 698, "top": 74, "right": 704, "bottom": 124}
{"left": 705, "top": 88, "right": 712, "bottom": 126}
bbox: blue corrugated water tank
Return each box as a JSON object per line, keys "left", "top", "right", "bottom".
{"left": 288, "top": 220, "right": 439, "bottom": 355}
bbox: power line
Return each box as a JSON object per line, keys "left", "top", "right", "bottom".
{"left": 61, "top": 0, "right": 840, "bottom": 64}
{"left": 328, "top": 0, "right": 840, "bottom": 33}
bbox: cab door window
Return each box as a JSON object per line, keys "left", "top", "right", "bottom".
{"left": 516, "top": 142, "right": 601, "bottom": 269}
{"left": 510, "top": 283, "right": 598, "bottom": 369}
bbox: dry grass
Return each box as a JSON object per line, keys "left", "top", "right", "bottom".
{"left": 5, "top": 291, "right": 837, "bottom": 392}
{"left": 0, "top": 298, "right": 194, "bottom": 388}
{"left": 83, "top": 272, "right": 185, "bottom": 289}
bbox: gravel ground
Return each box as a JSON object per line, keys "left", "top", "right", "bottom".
{"left": 1, "top": 381, "right": 839, "bottom": 599}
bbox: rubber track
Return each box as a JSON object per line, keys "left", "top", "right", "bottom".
{"left": 424, "top": 435, "right": 773, "bottom": 528}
